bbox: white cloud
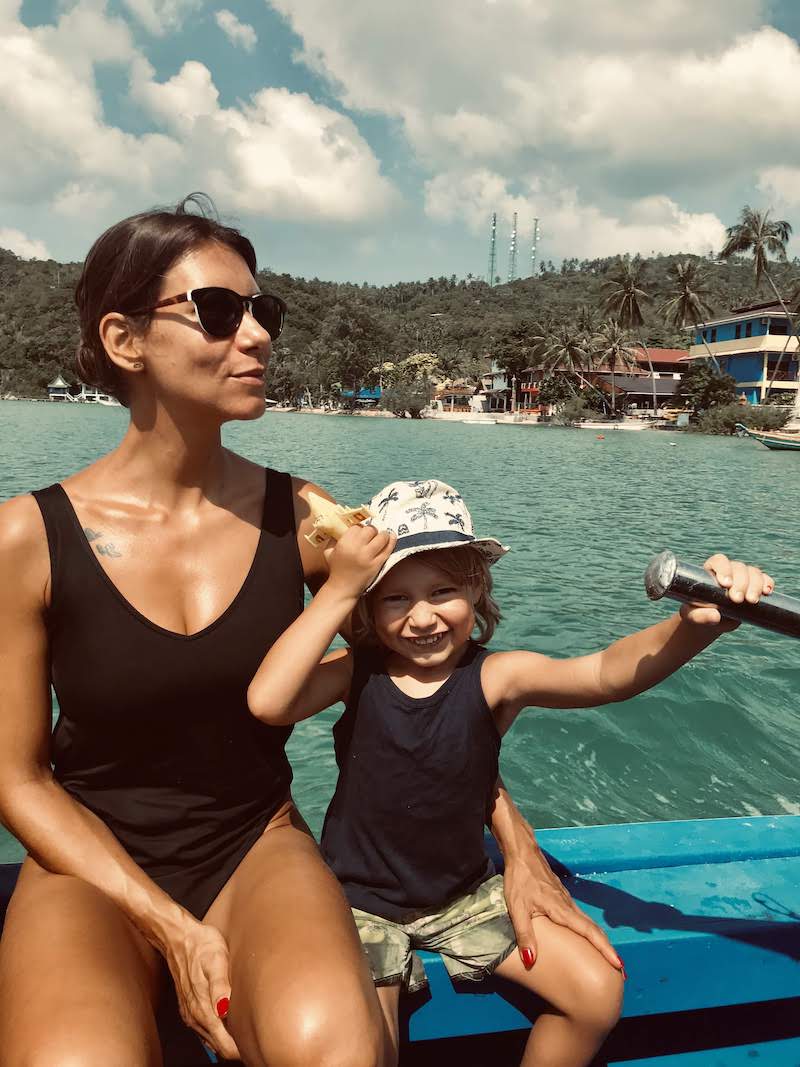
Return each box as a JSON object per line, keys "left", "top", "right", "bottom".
{"left": 757, "top": 166, "right": 800, "bottom": 210}
{"left": 271, "top": 0, "right": 800, "bottom": 256}
{"left": 0, "top": 227, "right": 50, "bottom": 259}
{"left": 130, "top": 60, "right": 397, "bottom": 220}
{"left": 119, "top": 0, "right": 202, "bottom": 35}
{"left": 215, "top": 9, "right": 257, "bottom": 52}
{"left": 425, "top": 170, "right": 727, "bottom": 260}
{"left": 0, "top": 1, "right": 396, "bottom": 234}
{"left": 269, "top": 0, "right": 777, "bottom": 171}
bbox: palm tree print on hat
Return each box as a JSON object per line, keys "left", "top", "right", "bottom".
{"left": 443, "top": 491, "right": 462, "bottom": 505}
{"left": 377, "top": 488, "right": 399, "bottom": 516}
{"left": 406, "top": 502, "right": 437, "bottom": 528}
{"left": 445, "top": 512, "right": 465, "bottom": 530}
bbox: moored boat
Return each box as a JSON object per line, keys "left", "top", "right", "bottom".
{"left": 735, "top": 423, "right": 800, "bottom": 451}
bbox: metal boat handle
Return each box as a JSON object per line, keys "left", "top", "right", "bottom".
{"left": 644, "top": 550, "right": 800, "bottom": 639}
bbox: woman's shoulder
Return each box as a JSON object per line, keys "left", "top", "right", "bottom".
{"left": 0, "top": 492, "right": 49, "bottom": 549}
{"left": 0, "top": 494, "right": 51, "bottom": 603}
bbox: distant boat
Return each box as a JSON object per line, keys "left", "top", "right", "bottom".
{"left": 735, "top": 423, "right": 800, "bottom": 451}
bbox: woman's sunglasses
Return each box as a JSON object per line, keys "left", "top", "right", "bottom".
{"left": 128, "top": 287, "right": 287, "bottom": 340}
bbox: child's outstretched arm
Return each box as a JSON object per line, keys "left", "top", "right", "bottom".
{"left": 248, "top": 524, "right": 395, "bottom": 725}
{"left": 484, "top": 554, "right": 774, "bottom": 733}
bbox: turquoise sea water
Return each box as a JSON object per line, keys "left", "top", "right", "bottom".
{"left": 1, "top": 400, "right": 799, "bottom": 856}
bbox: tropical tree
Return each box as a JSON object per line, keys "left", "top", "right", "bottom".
{"left": 540, "top": 325, "right": 609, "bottom": 412}
{"left": 676, "top": 360, "right": 737, "bottom": 413}
{"left": 600, "top": 256, "right": 658, "bottom": 414}
{"left": 719, "top": 206, "right": 795, "bottom": 393}
{"left": 493, "top": 319, "right": 548, "bottom": 409}
{"left": 541, "top": 324, "right": 589, "bottom": 377}
{"left": 318, "top": 302, "right": 390, "bottom": 405}
{"left": 720, "top": 205, "right": 792, "bottom": 295}
{"left": 659, "top": 258, "right": 721, "bottom": 371}
{"left": 591, "top": 320, "right": 640, "bottom": 414}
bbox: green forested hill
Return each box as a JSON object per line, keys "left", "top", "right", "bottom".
{"left": 1, "top": 247, "right": 797, "bottom": 400}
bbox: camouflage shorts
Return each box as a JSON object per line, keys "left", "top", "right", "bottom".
{"left": 351, "top": 875, "right": 516, "bottom": 993}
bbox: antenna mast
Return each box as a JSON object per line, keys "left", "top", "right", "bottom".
{"left": 486, "top": 212, "right": 497, "bottom": 285}
{"left": 530, "top": 218, "right": 540, "bottom": 276}
{"left": 507, "top": 212, "right": 518, "bottom": 282}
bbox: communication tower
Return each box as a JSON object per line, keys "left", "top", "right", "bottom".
{"left": 530, "top": 218, "right": 540, "bottom": 276}
{"left": 486, "top": 212, "right": 497, "bottom": 285}
{"left": 507, "top": 212, "right": 518, "bottom": 282}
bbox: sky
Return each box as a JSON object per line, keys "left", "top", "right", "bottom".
{"left": 4, "top": 0, "right": 800, "bottom": 284}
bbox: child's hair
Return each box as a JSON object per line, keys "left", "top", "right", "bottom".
{"left": 354, "top": 545, "right": 502, "bottom": 647}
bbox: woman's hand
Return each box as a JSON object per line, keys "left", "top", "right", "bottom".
{"left": 163, "top": 917, "right": 241, "bottom": 1061}
{"left": 325, "top": 524, "right": 396, "bottom": 600}
{"left": 502, "top": 844, "right": 624, "bottom": 973}
{"left": 680, "top": 553, "right": 775, "bottom": 630}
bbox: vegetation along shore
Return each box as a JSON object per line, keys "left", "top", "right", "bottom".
{"left": 3, "top": 206, "right": 799, "bottom": 434}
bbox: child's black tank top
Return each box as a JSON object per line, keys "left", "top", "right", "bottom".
{"left": 321, "top": 641, "right": 500, "bottom": 922}
{"left": 32, "top": 468, "right": 302, "bottom": 919}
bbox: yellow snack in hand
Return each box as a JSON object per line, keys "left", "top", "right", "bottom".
{"left": 305, "top": 491, "right": 374, "bottom": 549}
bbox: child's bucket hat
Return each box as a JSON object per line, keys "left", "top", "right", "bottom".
{"left": 364, "top": 479, "right": 509, "bottom": 592}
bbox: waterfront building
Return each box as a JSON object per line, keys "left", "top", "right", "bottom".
{"left": 518, "top": 347, "right": 686, "bottom": 414}
{"left": 687, "top": 300, "right": 799, "bottom": 406}
{"left": 339, "top": 386, "right": 381, "bottom": 408}
{"left": 433, "top": 382, "right": 479, "bottom": 413}
{"left": 46, "top": 374, "right": 70, "bottom": 401}
{"left": 479, "top": 360, "right": 511, "bottom": 412}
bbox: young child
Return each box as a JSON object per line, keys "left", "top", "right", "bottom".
{"left": 248, "top": 479, "right": 774, "bottom": 1067}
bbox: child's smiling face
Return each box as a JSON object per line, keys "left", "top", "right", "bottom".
{"left": 371, "top": 555, "right": 476, "bottom": 669}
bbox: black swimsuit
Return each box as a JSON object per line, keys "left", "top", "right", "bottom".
{"left": 32, "top": 468, "right": 302, "bottom": 918}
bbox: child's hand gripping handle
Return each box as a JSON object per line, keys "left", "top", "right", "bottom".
{"left": 644, "top": 550, "right": 800, "bottom": 639}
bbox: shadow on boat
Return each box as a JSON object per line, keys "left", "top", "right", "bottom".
{"left": 549, "top": 852, "right": 800, "bottom": 960}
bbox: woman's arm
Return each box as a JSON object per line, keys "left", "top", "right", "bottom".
{"left": 485, "top": 555, "right": 773, "bottom": 734}
{"left": 489, "top": 778, "right": 623, "bottom": 972}
{"left": 0, "top": 497, "right": 239, "bottom": 1061}
{"left": 248, "top": 522, "right": 395, "bottom": 724}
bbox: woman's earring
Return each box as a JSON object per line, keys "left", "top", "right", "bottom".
{"left": 132, "top": 361, "right": 144, "bottom": 370}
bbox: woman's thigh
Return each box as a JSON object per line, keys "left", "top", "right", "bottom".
{"left": 206, "top": 802, "right": 384, "bottom": 1067}
{"left": 0, "top": 857, "right": 163, "bottom": 1067}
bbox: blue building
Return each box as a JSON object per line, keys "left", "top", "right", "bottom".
{"left": 688, "top": 300, "right": 799, "bottom": 405}
{"left": 339, "top": 385, "right": 382, "bottom": 407}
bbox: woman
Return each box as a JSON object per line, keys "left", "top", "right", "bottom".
{"left": 0, "top": 197, "right": 618, "bottom": 1065}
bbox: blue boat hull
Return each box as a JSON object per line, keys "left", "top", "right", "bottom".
{"left": 2, "top": 816, "right": 799, "bottom": 1066}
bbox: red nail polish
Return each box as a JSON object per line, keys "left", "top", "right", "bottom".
{"left": 617, "top": 957, "right": 627, "bottom": 981}
{"left": 216, "top": 996, "right": 230, "bottom": 1019}
{"left": 520, "top": 947, "right": 535, "bottom": 969}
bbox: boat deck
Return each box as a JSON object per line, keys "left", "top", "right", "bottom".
{"left": 2, "top": 815, "right": 798, "bottom": 1065}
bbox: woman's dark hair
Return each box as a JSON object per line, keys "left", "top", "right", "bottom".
{"left": 74, "top": 193, "right": 257, "bottom": 405}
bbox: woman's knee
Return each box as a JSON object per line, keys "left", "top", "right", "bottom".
{"left": 242, "top": 997, "right": 384, "bottom": 1067}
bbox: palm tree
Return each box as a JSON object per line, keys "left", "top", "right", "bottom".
{"left": 540, "top": 325, "right": 610, "bottom": 412}
{"left": 720, "top": 205, "right": 792, "bottom": 294}
{"left": 592, "top": 320, "right": 639, "bottom": 414}
{"left": 719, "top": 206, "right": 795, "bottom": 394}
{"left": 600, "top": 257, "right": 658, "bottom": 414}
{"left": 659, "top": 259, "right": 720, "bottom": 371}
{"left": 541, "top": 325, "right": 588, "bottom": 377}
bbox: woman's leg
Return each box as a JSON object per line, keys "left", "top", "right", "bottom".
{"left": 205, "top": 802, "right": 385, "bottom": 1067}
{"left": 0, "top": 857, "right": 163, "bottom": 1067}
{"left": 493, "top": 916, "right": 624, "bottom": 1067}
